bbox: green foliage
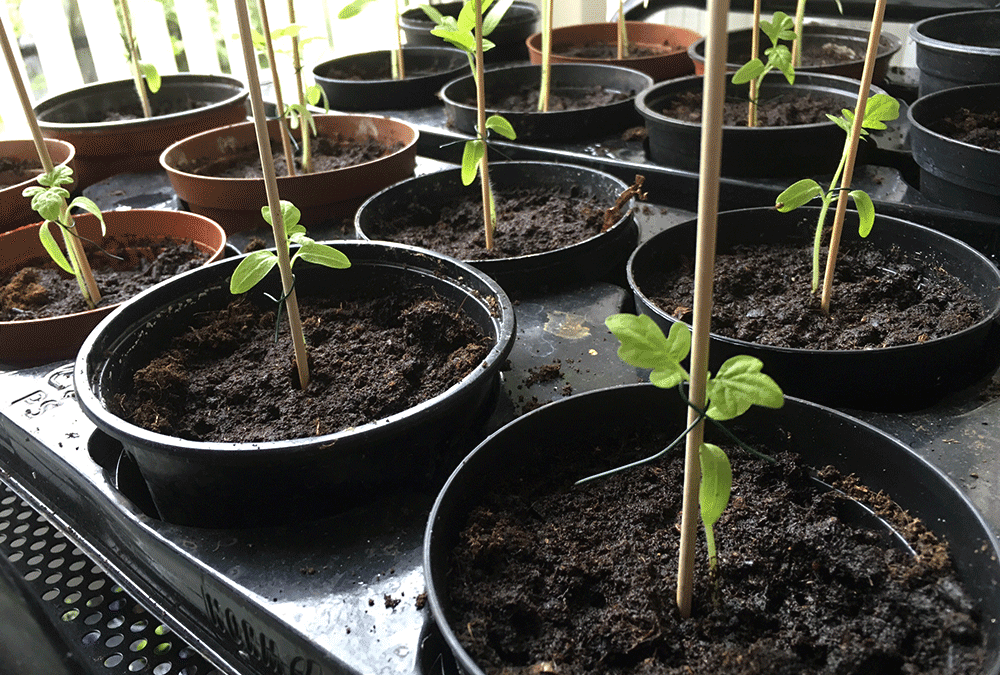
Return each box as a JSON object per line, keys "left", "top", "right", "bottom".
{"left": 699, "top": 442, "right": 732, "bottom": 572}
{"left": 230, "top": 201, "right": 350, "bottom": 295}
{"left": 731, "top": 11, "right": 797, "bottom": 88}
{"left": 338, "top": 0, "right": 380, "bottom": 20}
{"left": 775, "top": 93, "right": 900, "bottom": 291}
{"left": 460, "top": 114, "right": 515, "bottom": 186}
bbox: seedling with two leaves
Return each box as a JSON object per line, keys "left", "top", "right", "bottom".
{"left": 731, "top": 11, "right": 796, "bottom": 127}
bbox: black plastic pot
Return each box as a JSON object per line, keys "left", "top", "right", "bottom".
{"left": 688, "top": 23, "right": 901, "bottom": 85}
{"left": 74, "top": 241, "right": 516, "bottom": 529}
{"left": 424, "top": 384, "right": 1000, "bottom": 675}
{"left": 400, "top": 0, "right": 539, "bottom": 63}
{"left": 313, "top": 46, "right": 467, "bottom": 110}
{"left": 440, "top": 63, "right": 653, "bottom": 143}
{"left": 636, "top": 72, "right": 882, "bottom": 178}
{"left": 355, "top": 161, "right": 639, "bottom": 292}
{"left": 627, "top": 207, "right": 1000, "bottom": 411}
{"left": 908, "top": 83, "right": 1000, "bottom": 216}
{"left": 910, "top": 10, "right": 1000, "bottom": 96}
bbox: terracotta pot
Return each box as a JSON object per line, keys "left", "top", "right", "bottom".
{"left": 401, "top": 0, "right": 539, "bottom": 63}
{"left": 34, "top": 74, "right": 248, "bottom": 189}
{"left": 0, "top": 139, "right": 75, "bottom": 235}
{"left": 526, "top": 21, "right": 701, "bottom": 81}
{"left": 160, "top": 114, "right": 418, "bottom": 234}
{"left": 687, "top": 23, "right": 902, "bottom": 85}
{"left": 910, "top": 9, "right": 1000, "bottom": 96}
{"left": 1, "top": 210, "right": 226, "bottom": 367}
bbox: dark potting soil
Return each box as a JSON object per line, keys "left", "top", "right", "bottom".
{"left": 0, "top": 238, "right": 208, "bottom": 321}
{"left": 0, "top": 157, "right": 42, "bottom": 187}
{"left": 640, "top": 241, "right": 985, "bottom": 350}
{"left": 99, "top": 96, "right": 213, "bottom": 122}
{"left": 446, "top": 430, "right": 987, "bottom": 674}
{"left": 191, "top": 134, "right": 401, "bottom": 178}
{"left": 473, "top": 85, "right": 629, "bottom": 113}
{"left": 366, "top": 185, "right": 610, "bottom": 260}
{"left": 555, "top": 41, "right": 677, "bottom": 59}
{"left": 318, "top": 59, "right": 459, "bottom": 80}
{"left": 661, "top": 91, "right": 844, "bottom": 126}
{"left": 114, "top": 286, "right": 491, "bottom": 442}
{"left": 932, "top": 107, "right": 1000, "bottom": 151}
{"left": 727, "top": 40, "right": 861, "bottom": 68}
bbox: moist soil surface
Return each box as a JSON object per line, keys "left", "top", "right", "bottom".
{"left": 98, "top": 96, "right": 212, "bottom": 123}
{"left": 474, "top": 85, "right": 630, "bottom": 113}
{"left": 1, "top": 237, "right": 208, "bottom": 321}
{"left": 364, "top": 185, "right": 611, "bottom": 261}
{"left": 191, "top": 134, "right": 401, "bottom": 177}
{"left": 114, "top": 285, "right": 491, "bottom": 442}
{"left": 932, "top": 107, "right": 1000, "bottom": 151}
{"left": 0, "top": 157, "right": 42, "bottom": 187}
{"left": 661, "top": 90, "right": 845, "bottom": 126}
{"left": 637, "top": 240, "right": 985, "bottom": 350}
{"left": 555, "top": 41, "right": 677, "bottom": 59}
{"left": 445, "top": 428, "right": 987, "bottom": 674}
{"left": 318, "top": 59, "right": 460, "bottom": 80}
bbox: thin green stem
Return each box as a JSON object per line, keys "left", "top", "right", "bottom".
{"left": 812, "top": 150, "right": 848, "bottom": 292}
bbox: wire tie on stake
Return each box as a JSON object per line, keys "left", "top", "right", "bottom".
{"left": 263, "top": 273, "right": 297, "bottom": 343}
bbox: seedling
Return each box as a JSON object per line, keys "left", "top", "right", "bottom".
{"left": 791, "top": 0, "right": 844, "bottom": 67}
{"left": 731, "top": 11, "right": 796, "bottom": 127}
{"left": 583, "top": 314, "right": 784, "bottom": 582}
{"left": 338, "top": 0, "right": 407, "bottom": 80}
{"left": 774, "top": 92, "right": 899, "bottom": 294}
{"left": 616, "top": 0, "right": 649, "bottom": 59}
{"left": 425, "top": 0, "right": 516, "bottom": 251}
{"left": 115, "top": 0, "right": 161, "bottom": 119}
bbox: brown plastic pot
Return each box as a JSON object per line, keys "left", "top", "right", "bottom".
{"left": 34, "top": 74, "right": 248, "bottom": 189}
{"left": 688, "top": 23, "right": 901, "bottom": 85}
{"left": 526, "top": 22, "right": 701, "bottom": 82}
{"left": 0, "top": 139, "right": 75, "bottom": 235}
{"left": 160, "top": 114, "right": 418, "bottom": 234}
{"left": 0, "top": 210, "right": 226, "bottom": 367}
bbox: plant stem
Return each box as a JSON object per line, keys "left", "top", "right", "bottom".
{"left": 677, "top": 0, "right": 730, "bottom": 620}
{"left": 393, "top": 0, "right": 405, "bottom": 79}
{"left": 474, "top": 0, "right": 495, "bottom": 251}
{"left": 538, "top": 0, "right": 552, "bottom": 112}
{"left": 617, "top": 0, "right": 626, "bottom": 59}
{"left": 792, "top": 0, "right": 806, "bottom": 68}
{"left": 257, "top": 0, "right": 297, "bottom": 177}
{"left": 235, "top": 0, "right": 311, "bottom": 389}
{"left": 288, "top": 0, "right": 311, "bottom": 173}
{"left": 118, "top": 0, "right": 153, "bottom": 118}
{"left": 748, "top": 0, "right": 760, "bottom": 127}
{"left": 0, "top": 12, "right": 101, "bottom": 308}
{"left": 705, "top": 521, "right": 718, "bottom": 571}
{"left": 819, "top": 0, "right": 886, "bottom": 314}
{"left": 811, "top": 153, "right": 846, "bottom": 292}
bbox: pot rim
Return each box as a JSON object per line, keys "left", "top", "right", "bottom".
{"left": 627, "top": 206, "right": 1000, "bottom": 357}
{"left": 910, "top": 9, "right": 1000, "bottom": 56}
{"left": 635, "top": 71, "right": 883, "bottom": 131}
{"left": 355, "top": 160, "right": 635, "bottom": 265}
{"left": 312, "top": 46, "right": 468, "bottom": 85}
{"left": 907, "top": 82, "right": 1000, "bottom": 156}
{"left": 400, "top": 0, "right": 539, "bottom": 27}
{"left": 525, "top": 20, "right": 701, "bottom": 58}
{"left": 0, "top": 138, "right": 75, "bottom": 194}
{"left": 33, "top": 73, "right": 248, "bottom": 131}
{"left": 158, "top": 113, "right": 420, "bottom": 184}
{"left": 74, "top": 239, "right": 516, "bottom": 457}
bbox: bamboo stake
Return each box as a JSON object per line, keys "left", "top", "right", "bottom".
{"left": 235, "top": 0, "right": 311, "bottom": 390}
{"left": 474, "top": 0, "right": 495, "bottom": 251}
{"left": 538, "top": 0, "right": 552, "bottom": 112}
{"left": 617, "top": 0, "right": 626, "bottom": 59}
{"left": 748, "top": 0, "right": 761, "bottom": 127}
{"left": 792, "top": 0, "right": 806, "bottom": 68}
{"left": 819, "top": 0, "right": 887, "bottom": 314}
{"left": 677, "top": 0, "right": 730, "bottom": 619}
{"left": 257, "top": 0, "right": 297, "bottom": 177}
{"left": 0, "top": 12, "right": 102, "bottom": 308}
{"left": 118, "top": 0, "right": 153, "bottom": 118}
{"left": 393, "top": 0, "right": 405, "bottom": 79}
{"left": 288, "top": 0, "right": 311, "bottom": 173}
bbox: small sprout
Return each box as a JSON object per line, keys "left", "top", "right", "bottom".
{"left": 230, "top": 200, "right": 350, "bottom": 295}
{"left": 699, "top": 441, "right": 732, "bottom": 575}
{"left": 731, "top": 11, "right": 796, "bottom": 127}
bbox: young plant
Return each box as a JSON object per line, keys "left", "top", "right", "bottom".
{"left": 583, "top": 314, "right": 784, "bottom": 581}
{"left": 615, "top": 0, "right": 649, "bottom": 59}
{"left": 425, "top": 0, "right": 517, "bottom": 251}
{"left": 338, "top": 0, "right": 407, "bottom": 80}
{"left": 731, "top": 11, "right": 796, "bottom": 127}
{"left": 116, "top": 0, "right": 161, "bottom": 118}
{"left": 774, "top": 92, "right": 899, "bottom": 294}
{"left": 23, "top": 166, "right": 107, "bottom": 309}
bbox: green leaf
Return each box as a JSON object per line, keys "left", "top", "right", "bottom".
{"left": 705, "top": 355, "right": 784, "bottom": 421}
{"left": 37, "top": 165, "right": 74, "bottom": 188}
{"left": 760, "top": 12, "right": 795, "bottom": 44}
{"left": 605, "top": 313, "right": 691, "bottom": 389}
{"left": 29, "top": 188, "right": 67, "bottom": 223}
{"left": 731, "top": 59, "right": 764, "bottom": 85}
{"left": 338, "top": 0, "right": 380, "bottom": 19}
{"left": 768, "top": 45, "right": 795, "bottom": 84}
{"left": 483, "top": 0, "right": 513, "bottom": 36}
{"left": 862, "top": 93, "right": 900, "bottom": 130}
{"left": 461, "top": 139, "right": 484, "bottom": 185}
{"left": 851, "top": 190, "right": 876, "bottom": 237}
{"left": 296, "top": 242, "right": 352, "bottom": 269}
{"left": 431, "top": 26, "right": 475, "bottom": 52}
{"left": 827, "top": 109, "right": 854, "bottom": 135}
{"left": 699, "top": 442, "right": 732, "bottom": 529}
{"left": 775, "top": 179, "right": 823, "bottom": 211}
{"left": 419, "top": 4, "right": 447, "bottom": 24}
{"left": 37, "top": 222, "right": 74, "bottom": 275}
{"left": 262, "top": 200, "right": 302, "bottom": 232}
{"left": 271, "top": 24, "right": 305, "bottom": 40}
{"left": 485, "top": 114, "right": 516, "bottom": 140}
{"left": 68, "top": 197, "right": 106, "bottom": 235}
{"left": 230, "top": 250, "right": 278, "bottom": 294}
{"left": 306, "top": 84, "right": 325, "bottom": 108}
{"left": 457, "top": 0, "right": 476, "bottom": 31}
{"left": 139, "top": 62, "right": 161, "bottom": 93}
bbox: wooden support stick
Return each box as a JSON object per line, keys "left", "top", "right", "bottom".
{"left": 118, "top": 0, "right": 153, "bottom": 118}
{"left": 677, "top": 0, "right": 730, "bottom": 619}
{"left": 475, "top": 0, "right": 495, "bottom": 251}
{"left": 235, "top": 0, "right": 311, "bottom": 390}
{"left": 538, "top": 0, "right": 552, "bottom": 112}
{"left": 257, "top": 0, "right": 297, "bottom": 177}
{"left": 748, "top": 0, "right": 761, "bottom": 127}
{"left": 393, "top": 0, "right": 405, "bottom": 79}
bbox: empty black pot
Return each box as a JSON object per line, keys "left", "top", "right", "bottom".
{"left": 910, "top": 10, "right": 1000, "bottom": 96}
{"left": 627, "top": 207, "right": 1000, "bottom": 410}
{"left": 75, "top": 241, "right": 516, "bottom": 528}
{"left": 400, "top": 0, "right": 539, "bottom": 63}
{"left": 440, "top": 62, "right": 654, "bottom": 143}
